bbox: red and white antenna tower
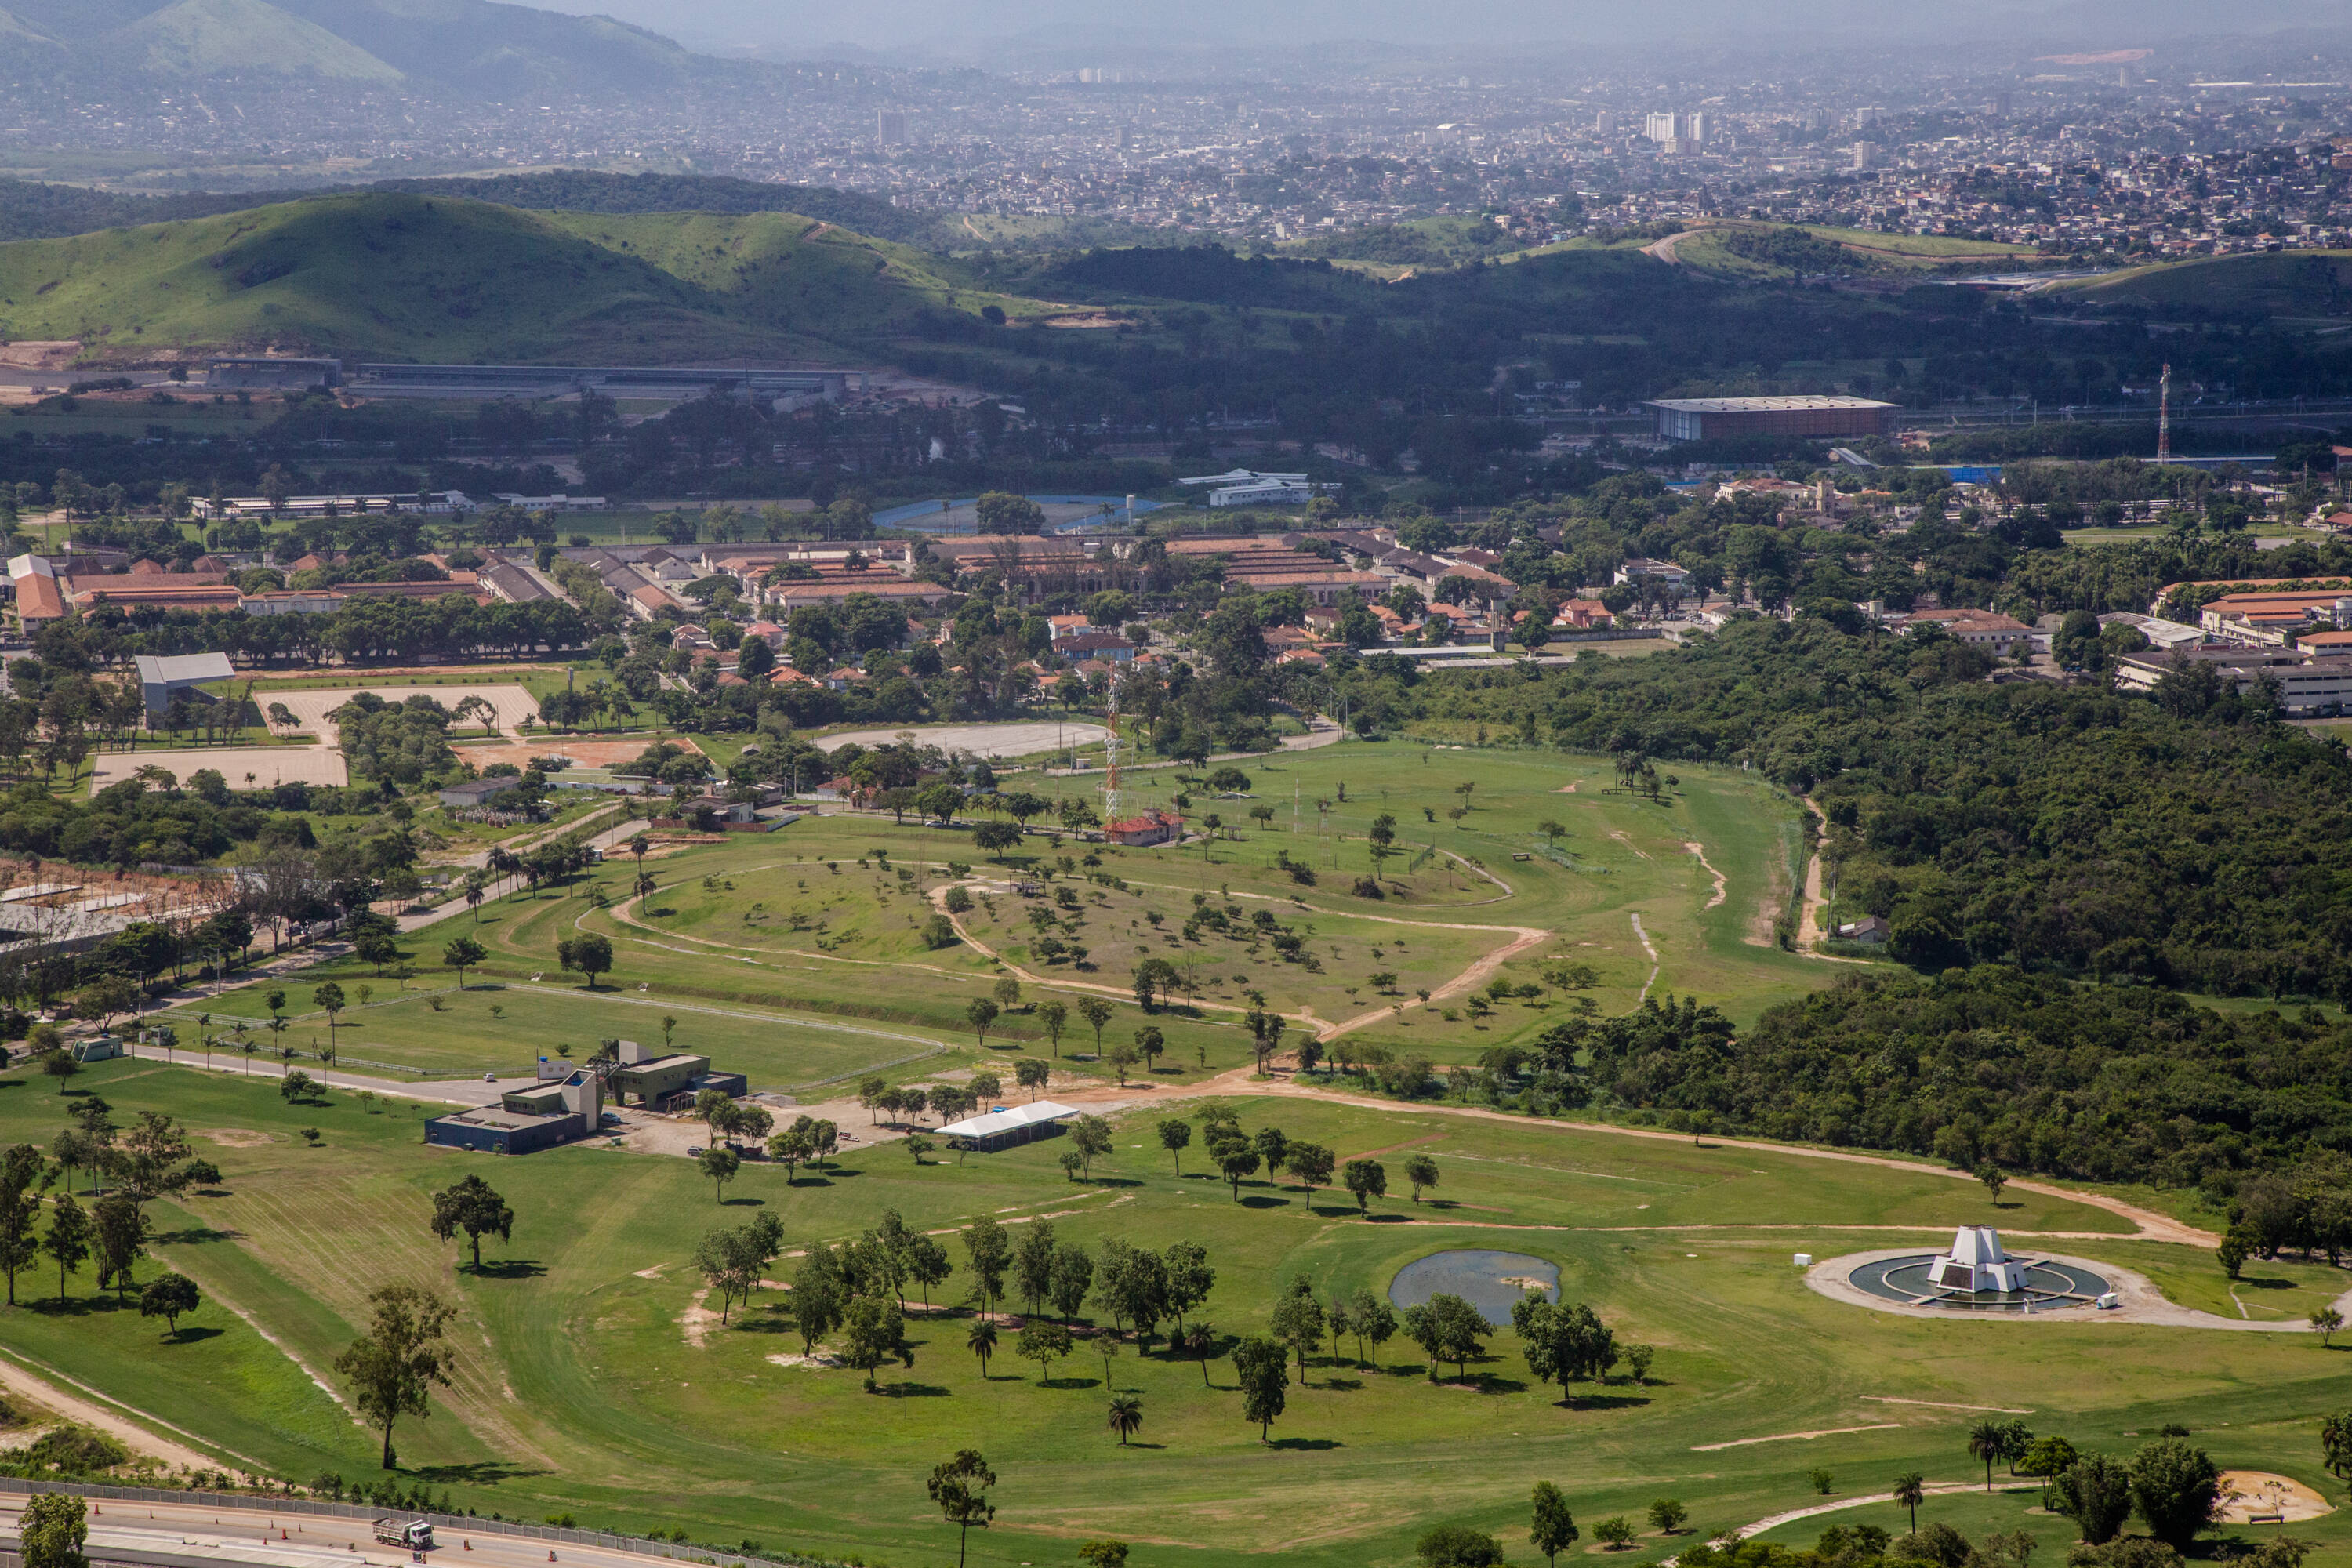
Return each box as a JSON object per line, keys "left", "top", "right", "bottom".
{"left": 1102, "top": 688, "right": 1121, "bottom": 827}
{"left": 2157, "top": 363, "right": 2172, "bottom": 463}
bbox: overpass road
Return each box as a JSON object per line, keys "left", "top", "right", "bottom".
{"left": 0, "top": 1496, "right": 710, "bottom": 1568}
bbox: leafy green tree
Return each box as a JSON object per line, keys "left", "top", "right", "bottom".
{"left": 964, "top": 1214, "right": 1011, "bottom": 1312}
{"left": 1348, "top": 1284, "right": 1397, "bottom": 1367}
{"left": 927, "top": 1450, "right": 997, "bottom": 1568}
{"left": 793, "top": 1246, "right": 846, "bottom": 1353}
{"left": 557, "top": 932, "right": 614, "bottom": 989}
{"left": 139, "top": 1272, "right": 201, "bottom": 1337}
{"left": 1216, "top": 1143, "right": 1261, "bottom": 1200}
{"left": 1069, "top": 1114, "right": 1113, "bottom": 1178}
{"left": 0, "top": 1143, "right": 48, "bottom": 1305}
{"left": 1404, "top": 1152, "right": 1441, "bottom": 1202}
{"left": 1078, "top": 1541, "right": 1129, "bottom": 1568}
{"left": 1017, "top": 1318, "right": 1074, "bottom": 1383}
{"left": 965, "top": 996, "right": 1000, "bottom": 1049}
{"left": 1157, "top": 1117, "right": 1192, "bottom": 1174}
{"left": 694, "top": 1224, "right": 765, "bottom": 1325}
{"left": 1532, "top": 1482, "right": 1580, "bottom": 1566}
{"left": 20, "top": 1490, "right": 86, "bottom": 1568}
{"left": 1283, "top": 1141, "right": 1334, "bottom": 1211}
{"left": 334, "top": 1284, "right": 456, "bottom": 1469}
{"left": 1514, "top": 1294, "right": 1618, "bottom": 1403}
{"left": 2021, "top": 1436, "right": 2082, "bottom": 1508}
{"left": 1232, "top": 1334, "right": 1288, "bottom": 1442}
{"left": 842, "top": 1295, "right": 908, "bottom": 1392}
{"left": 430, "top": 1174, "right": 514, "bottom": 1270}
{"left": 1036, "top": 999, "right": 1069, "bottom": 1056}
{"left": 1269, "top": 1276, "right": 1327, "bottom": 1381}
{"left": 1418, "top": 1524, "right": 1508, "bottom": 1566}
{"left": 1343, "top": 1156, "right": 1388, "bottom": 1216}
{"left": 2128, "top": 1438, "right": 2221, "bottom": 1549}
{"left": 698, "top": 1145, "right": 740, "bottom": 1202}
{"left": 1593, "top": 1519, "right": 1635, "bottom": 1551}
{"left": 2056, "top": 1453, "right": 2134, "bottom": 1544}
{"left": 441, "top": 935, "right": 486, "bottom": 988}
{"left": 42, "top": 1191, "right": 91, "bottom": 1302}
{"left": 89, "top": 1193, "right": 148, "bottom": 1301}
{"left": 1077, "top": 996, "right": 1115, "bottom": 1052}
{"left": 1404, "top": 1291, "right": 1488, "bottom": 1381}
{"left": 1649, "top": 1500, "right": 1687, "bottom": 1534}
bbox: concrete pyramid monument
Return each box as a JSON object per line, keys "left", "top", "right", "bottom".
{"left": 1929, "top": 1225, "right": 2027, "bottom": 1293}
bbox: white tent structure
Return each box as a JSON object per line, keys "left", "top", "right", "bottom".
{"left": 1930, "top": 1226, "right": 2027, "bottom": 1293}
{"left": 935, "top": 1099, "right": 1081, "bottom": 1152}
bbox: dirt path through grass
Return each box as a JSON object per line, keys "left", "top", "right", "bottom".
{"left": 0, "top": 1347, "right": 249, "bottom": 1472}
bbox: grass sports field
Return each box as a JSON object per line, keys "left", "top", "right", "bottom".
{"left": 2, "top": 1053, "right": 2344, "bottom": 1568}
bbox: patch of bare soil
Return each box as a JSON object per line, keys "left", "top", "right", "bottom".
{"left": 203, "top": 1129, "right": 275, "bottom": 1147}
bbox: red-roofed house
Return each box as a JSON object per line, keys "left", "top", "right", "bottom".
{"left": 1106, "top": 809, "right": 1183, "bottom": 847}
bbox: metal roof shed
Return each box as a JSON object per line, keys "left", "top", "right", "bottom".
{"left": 131, "top": 652, "right": 236, "bottom": 714}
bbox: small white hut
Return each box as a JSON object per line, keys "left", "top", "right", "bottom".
{"left": 1930, "top": 1226, "right": 2026, "bottom": 1292}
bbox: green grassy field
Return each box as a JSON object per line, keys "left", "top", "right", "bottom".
{"left": 0, "top": 1057, "right": 2341, "bottom": 1568}
{"left": 178, "top": 742, "right": 1835, "bottom": 1084}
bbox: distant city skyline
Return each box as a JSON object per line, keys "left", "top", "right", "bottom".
{"left": 540, "top": 0, "right": 2351, "bottom": 58}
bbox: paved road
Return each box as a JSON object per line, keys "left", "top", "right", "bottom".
{"left": 0, "top": 1496, "right": 711, "bottom": 1568}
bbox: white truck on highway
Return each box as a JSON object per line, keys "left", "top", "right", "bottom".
{"left": 373, "top": 1519, "right": 434, "bottom": 1551}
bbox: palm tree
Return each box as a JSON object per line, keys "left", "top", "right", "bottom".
{"left": 1968, "top": 1420, "right": 2003, "bottom": 1491}
{"left": 967, "top": 1317, "right": 999, "bottom": 1379}
{"left": 1893, "top": 1472, "right": 1925, "bottom": 1534}
{"left": 1107, "top": 1393, "right": 1142, "bottom": 1447}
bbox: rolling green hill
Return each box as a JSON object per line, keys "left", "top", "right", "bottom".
{"left": 2049, "top": 249, "right": 2352, "bottom": 319}
{"left": 1665, "top": 222, "right": 2038, "bottom": 280}
{"left": 108, "top": 0, "right": 403, "bottom": 80}
{"left": 0, "top": 192, "right": 1055, "bottom": 363}
{"left": 0, "top": 171, "right": 958, "bottom": 248}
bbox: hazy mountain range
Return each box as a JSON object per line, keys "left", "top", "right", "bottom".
{"left": 557, "top": 0, "right": 2352, "bottom": 64}
{"left": 0, "top": 0, "right": 713, "bottom": 95}
{"left": 2, "top": 0, "right": 2345, "bottom": 96}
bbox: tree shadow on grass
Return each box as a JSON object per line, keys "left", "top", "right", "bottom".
{"left": 1319, "top": 1377, "right": 1364, "bottom": 1392}
{"left": 719, "top": 1196, "right": 767, "bottom": 1207}
{"left": 1267, "top": 1436, "right": 1343, "bottom": 1450}
{"left": 1566, "top": 1392, "right": 1654, "bottom": 1411}
{"left": 152, "top": 1225, "right": 241, "bottom": 1246}
{"left": 414, "top": 1462, "right": 548, "bottom": 1486}
{"left": 878, "top": 1381, "right": 950, "bottom": 1397}
{"left": 2236, "top": 1276, "right": 2298, "bottom": 1290}
{"left": 1238, "top": 1195, "right": 1291, "bottom": 1210}
{"left": 470, "top": 1260, "right": 548, "bottom": 1280}
{"left": 165, "top": 1326, "right": 224, "bottom": 1345}
{"left": 1365, "top": 1212, "right": 1414, "bottom": 1222}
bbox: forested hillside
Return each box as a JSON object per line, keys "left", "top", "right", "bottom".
{"left": 1386, "top": 615, "right": 2352, "bottom": 997}
{"left": 1576, "top": 972, "right": 2352, "bottom": 1193}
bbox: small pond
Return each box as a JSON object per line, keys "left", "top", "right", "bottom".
{"left": 1389, "top": 1249, "right": 1560, "bottom": 1327}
